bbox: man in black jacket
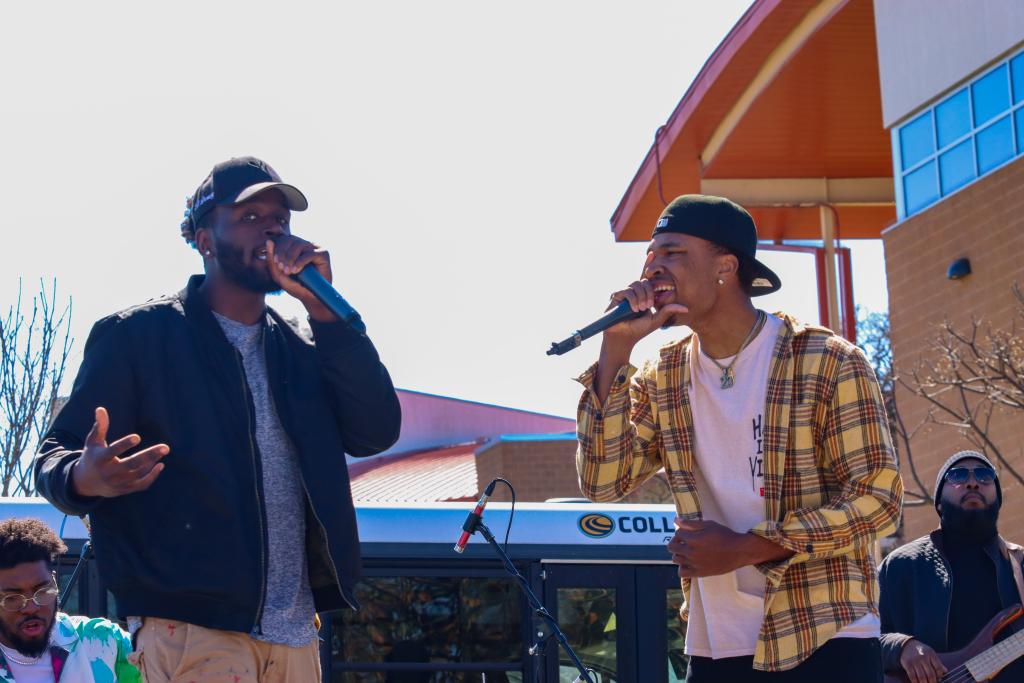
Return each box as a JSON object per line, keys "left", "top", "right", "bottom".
{"left": 34, "top": 156, "right": 402, "bottom": 682}
{"left": 879, "top": 450, "right": 1024, "bottom": 683}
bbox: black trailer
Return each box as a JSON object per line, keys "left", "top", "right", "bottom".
{"left": 4, "top": 498, "right": 687, "bottom": 682}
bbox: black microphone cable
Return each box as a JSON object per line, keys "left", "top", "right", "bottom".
{"left": 489, "top": 478, "right": 516, "bottom": 554}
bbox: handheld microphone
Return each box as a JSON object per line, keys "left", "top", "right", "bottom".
{"left": 546, "top": 299, "right": 647, "bottom": 356}
{"left": 292, "top": 265, "right": 366, "bottom": 333}
{"left": 454, "top": 479, "right": 498, "bottom": 553}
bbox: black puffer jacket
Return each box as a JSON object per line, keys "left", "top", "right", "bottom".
{"left": 35, "top": 275, "right": 401, "bottom": 632}
{"left": 878, "top": 530, "right": 1024, "bottom": 678}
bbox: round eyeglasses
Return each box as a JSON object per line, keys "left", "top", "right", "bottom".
{"left": 0, "top": 584, "right": 59, "bottom": 612}
{"left": 944, "top": 466, "right": 996, "bottom": 486}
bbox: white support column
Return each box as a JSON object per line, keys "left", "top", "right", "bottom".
{"left": 819, "top": 205, "right": 841, "bottom": 332}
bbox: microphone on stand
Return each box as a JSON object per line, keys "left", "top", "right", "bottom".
{"left": 546, "top": 299, "right": 648, "bottom": 356}
{"left": 449, "top": 478, "right": 597, "bottom": 683}
{"left": 454, "top": 479, "right": 498, "bottom": 553}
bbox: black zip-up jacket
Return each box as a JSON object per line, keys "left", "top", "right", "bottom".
{"left": 34, "top": 275, "right": 401, "bottom": 632}
{"left": 878, "top": 530, "right": 1024, "bottom": 678}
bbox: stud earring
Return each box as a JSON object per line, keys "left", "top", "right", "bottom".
{"left": 718, "top": 279, "right": 724, "bottom": 285}
{"left": 204, "top": 250, "right": 211, "bottom": 256}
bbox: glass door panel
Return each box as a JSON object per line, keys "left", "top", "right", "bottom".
{"left": 330, "top": 571, "right": 526, "bottom": 682}
{"left": 634, "top": 565, "right": 687, "bottom": 683}
{"left": 665, "top": 589, "right": 686, "bottom": 683}
{"left": 556, "top": 587, "right": 617, "bottom": 681}
{"left": 542, "top": 564, "right": 636, "bottom": 683}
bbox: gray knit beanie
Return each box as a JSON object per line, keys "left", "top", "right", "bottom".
{"left": 933, "top": 449, "right": 1001, "bottom": 510}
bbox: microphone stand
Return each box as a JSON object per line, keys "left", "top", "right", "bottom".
{"left": 59, "top": 540, "right": 92, "bottom": 611}
{"left": 464, "top": 517, "right": 596, "bottom": 683}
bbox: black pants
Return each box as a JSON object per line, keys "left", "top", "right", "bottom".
{"left": 685, "top": 637, "right": 882, "bottom": 683}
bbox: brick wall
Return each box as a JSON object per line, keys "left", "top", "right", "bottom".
{"left": 883, "top": 157, "right": 1024, "bottom": 542}
{"left": 474, "top": 440, "right": 580, "bottom": 502}
{"left": 474, "top": 439, "right": 672, "bottom": 504}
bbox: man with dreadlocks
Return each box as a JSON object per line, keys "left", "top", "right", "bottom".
{"left": 34, "top": 156, "right": 401, "bottom": 682}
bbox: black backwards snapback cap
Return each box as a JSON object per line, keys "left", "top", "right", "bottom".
{"left": 181, "top": 156, "right": 308, "bottom": 241}
{"left": 652, "top": 194, "right": 781, "bottom": 296}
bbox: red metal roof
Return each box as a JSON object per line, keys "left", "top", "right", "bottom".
{"left": 348, "top": 443, "right": 480, "bottom": 503}
{"left": 377, "top": 389, "right": 576, "bottom": 457}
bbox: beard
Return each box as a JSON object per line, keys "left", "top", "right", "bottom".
{"left": 939, "top": 498, "right": 1000, "bottom": 543}
{"left": 0, "top": 614, "right": 54, "bottom": 658}
{"left": 213, "top": 237, "right": 282, "bottom": 294}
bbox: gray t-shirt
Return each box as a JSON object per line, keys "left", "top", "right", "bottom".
{"left": 214, "top": 311, "right": 317, "bottom": 647}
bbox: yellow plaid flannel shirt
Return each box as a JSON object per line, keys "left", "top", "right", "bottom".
{"left": 575, "top": 314, "right": 903, "bottom": 671}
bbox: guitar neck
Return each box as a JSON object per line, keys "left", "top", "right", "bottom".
{"left": 963, "top": 627, "right": 1024, "bottom": 681}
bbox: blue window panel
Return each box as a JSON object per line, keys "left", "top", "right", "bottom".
{"left": 976, "top": 115, "right": 1014, "bottom": 174}
{"left": 1012, "top": 52, "right": 1024, "bottom": 104}
{"left": 935, "top": 89, "right": 971, "bottom": 148}
{"left": 899, "top": 111, "right": 934, "bottom": 171}
{"left": 1016, "top": 108, "right": 1024, "bottom": 153}
{"left": 972, "top": 64, "right": 1009, "bottom": 126}
{"left": 939, "top": 139, "right": 975, "bottom": 194}
{"left": 904, "top": 161, "right": 939, "bottom": 214}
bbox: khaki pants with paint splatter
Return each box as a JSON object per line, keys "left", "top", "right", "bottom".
{"left": 129, "top": 617, "right": 321, "bottom": 683}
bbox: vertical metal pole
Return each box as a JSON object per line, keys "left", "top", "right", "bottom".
{"left": 819, "top": 205, "right": 841, "bottom": 332}
{"left": 815, "top": 249, "right": 829, "bottom": 327}
{"left": 839, "top": 248, "right": 856, "bottom": 343}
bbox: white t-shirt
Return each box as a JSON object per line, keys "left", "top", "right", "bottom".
{"left": 682, "top": 313, "right": 878, "bottom": 660}
{"left": 4, "top": 654, "right": 55, "bottom": 683}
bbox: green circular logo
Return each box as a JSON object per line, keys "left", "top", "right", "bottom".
{"left": 578, "top": 513, "right": 615, "bottom": 538}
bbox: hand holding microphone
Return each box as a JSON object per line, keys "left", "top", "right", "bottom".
{"left": 266, "top": 236, "right": 365, "bottom": 332}
{"left": 602, "top": 279, "right": 689, "bottom": 347}
{"left": 547, "top": 278, "right": 688, "bottom": 356}
{"left": 266, "top": 236, "right": 333, "bottom": 318}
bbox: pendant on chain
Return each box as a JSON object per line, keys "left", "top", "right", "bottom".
{"left": 719, "top": 367, "right": 735, "bottom": 390}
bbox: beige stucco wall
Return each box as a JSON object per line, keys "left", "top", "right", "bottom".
{"left": 874, "top": 0, "right": 1024, "bottom": 127}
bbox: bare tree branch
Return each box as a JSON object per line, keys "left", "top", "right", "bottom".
{"left": 857, "top": 308, "right": 934, "bottom": 506}
{"left": 0, "top": 279, "right": 73, "bottom": 496}
{"left": 896, "top": 283, "right": 1024, "bottom": 489}
{"left": 890, "top": 378, "right": 934, "bottom": 505}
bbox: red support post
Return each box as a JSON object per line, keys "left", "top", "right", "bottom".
{"left": 814, "top": 249, "right": 829, "bottom": 329}
{"left": 839, "top": 247, "right": 856, "bottom": 343}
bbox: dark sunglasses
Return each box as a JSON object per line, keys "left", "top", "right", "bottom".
{"left": 944, "top": 466, "right": 996, "bottom": 485}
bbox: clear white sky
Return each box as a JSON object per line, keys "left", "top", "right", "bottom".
{"left": 2, "top": 1, "right": 887, "bottom": 419}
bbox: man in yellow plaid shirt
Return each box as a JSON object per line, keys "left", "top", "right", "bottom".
{"left": 575, "top": 195, "right": 903, "bottom": 681}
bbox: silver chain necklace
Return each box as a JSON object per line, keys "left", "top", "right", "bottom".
{"left": 0, "top": 640, "right": 45, "bottom": 666}
{"left": 702, "top": 310, "right": 767, "bottom": 390}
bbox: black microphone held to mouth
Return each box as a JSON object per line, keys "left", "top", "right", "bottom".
{"left": 546, "top": 299, "right": 647, "bottom": 356}
{"left": 269, "top": 235, "right": 366, "bottom": 333}
{"left": 291, "top": 264, "right": 367, "bottom": 334}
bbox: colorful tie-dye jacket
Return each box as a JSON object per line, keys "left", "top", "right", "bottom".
{"left": 0, "top": 613, "right": 140, "bottom": 683}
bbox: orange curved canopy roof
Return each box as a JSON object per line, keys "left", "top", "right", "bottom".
{"left": 611, "top": 0, "right": 895, "bottom": 242}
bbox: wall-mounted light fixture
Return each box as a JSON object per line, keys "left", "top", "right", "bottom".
{"left": 947, "top": 258, "right": 972, "bottom": 280}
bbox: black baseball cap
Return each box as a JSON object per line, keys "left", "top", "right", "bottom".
{"left": 182, "top": 156, "right": 308, "bottom": 236}
{"left": 652, "top": 194, "right": 781, "bottom": 296}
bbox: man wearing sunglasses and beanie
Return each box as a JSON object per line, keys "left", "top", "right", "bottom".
{"left": 879, "top": 450, "right": 1024, "bottom": 683}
